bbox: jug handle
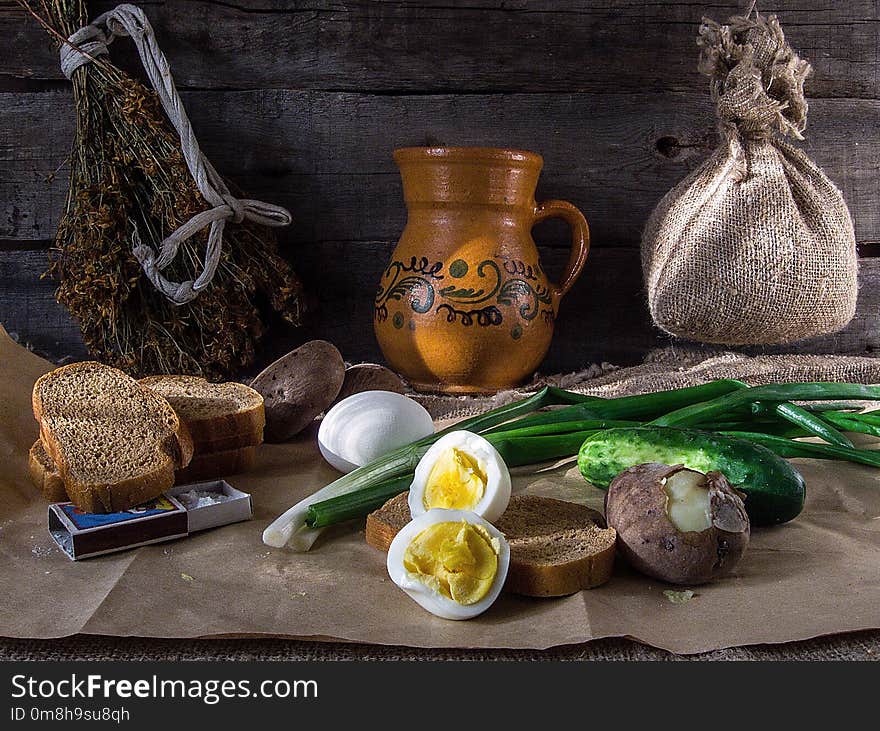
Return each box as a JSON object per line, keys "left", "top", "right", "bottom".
{"left": 532, "top": 200, "right": 591, "bottom": 300}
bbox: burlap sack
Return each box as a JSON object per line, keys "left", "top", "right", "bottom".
{"left": 641, "top": 8, "right": 858, "bottom": 345}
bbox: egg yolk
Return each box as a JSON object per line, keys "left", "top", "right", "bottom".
{"left": 403, "top": 521, "right": 499, "bottom": 605}
{"left": 423, "top": 448, "right": 487, "bottom": 511}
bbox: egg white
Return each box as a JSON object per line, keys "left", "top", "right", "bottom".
{"left": 408, "top": 431, "right": 511, "bottom": 522}
{"left": 386, "top": 509, "right": 510, "bottom": 620}
{"left": 318, "top": 391, "right": 435, "bottom": 473}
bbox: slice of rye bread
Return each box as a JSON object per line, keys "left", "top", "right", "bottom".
{"left": 190, "top": 425, "right": 264, "bottom": 454}
{"left": 30, "top": 440, "right": 256, "bottom": 501}
{"left": 366, "top": 492, "right": 617, "bottom": 597}
{"left": 139, "top": 375, "right": 265, "bottom": 448}
{"left": 33, "top": 362, "right": 194, "bottom": 514}
{"left": 28, "top": 440, "right": 69, "bottom": 503}
{"left": 174, "top": 445, "right": 258, "bottom": 484}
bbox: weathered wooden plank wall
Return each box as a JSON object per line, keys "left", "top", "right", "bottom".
{"left": 1, "top": 1, "right": 879, "bottom": 374}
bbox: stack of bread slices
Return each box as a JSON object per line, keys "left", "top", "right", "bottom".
{"left": 29, "top": 362, "right": 264, "bottom": 513}
{"left": 140, "top": 375, "right": 265, "bottom": 485}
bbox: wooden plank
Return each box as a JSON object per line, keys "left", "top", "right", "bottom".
{"left": 1, "top": 1, "right": 877, "bottom": 97}
{"left": 0, "top": 91, "right": 72, "bottom": 241}
{"left": 0, "top": 247, "right": 87, "bottom": 360}
{"left": 289, "top": 242, "right": 663, "bottom": 372}
{"left": 4, "top": 246, "right": 880, "bottom": 373}
{"left": 3, "top": 89, "right": 879, "bottom": 249}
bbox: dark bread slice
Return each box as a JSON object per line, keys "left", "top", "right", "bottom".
{"left": 28, "top": 440, "right": 68, "bottom": 503}
{"left": 139, "top": 375, "right": 265, "bottom": 447}
{"left": 30, "top": 439, "right": 256, "bottom": 503}
{"left": 174, "top": 445, "right": 258, "bottom": 484}
{"left": 193, "top": 426, "right": 264, "bottom": 454}
{"left": 366, "top": 492, "right": 617, "bottom": 596}
{"left": 33, "top": 362, "right": 194, "bottom": 513}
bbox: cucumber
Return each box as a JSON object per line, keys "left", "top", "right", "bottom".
{"left": 577, "top": 426, "right": 806, "bottom": 526}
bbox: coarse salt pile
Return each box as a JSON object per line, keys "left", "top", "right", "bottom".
{"left": 176, "top": 489, "right": 231, "bottom": 510}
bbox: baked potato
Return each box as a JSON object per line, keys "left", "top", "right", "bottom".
{"left": 605, "top": 463, "right": 749, "bottom": 585}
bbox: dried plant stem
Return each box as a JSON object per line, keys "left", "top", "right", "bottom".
{"left": 18, "top": 0, "right": 304, "bottom": 378}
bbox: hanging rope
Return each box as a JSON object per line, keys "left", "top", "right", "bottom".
{"left": 59, "top": 3, "right": 292, "bottom": 305}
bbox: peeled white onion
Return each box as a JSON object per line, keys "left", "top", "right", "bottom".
{"left": 318, "top": 390, "right": 434, "bottom": 473}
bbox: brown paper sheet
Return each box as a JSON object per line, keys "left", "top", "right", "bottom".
{"left": 2, "top": 327, "right": 880, "bottom": 654}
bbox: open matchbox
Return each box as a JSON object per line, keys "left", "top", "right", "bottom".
{"left": 47, "top": 480, "right": 253, "bottom": 560}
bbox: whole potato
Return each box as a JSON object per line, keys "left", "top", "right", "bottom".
{"left": 605, "top": 463, "right": 749, "bottom": 585}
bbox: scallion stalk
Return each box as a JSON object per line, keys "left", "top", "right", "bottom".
{"left": 305, "top": 428, "right": 603, "bottom": 529}
{"left": 263, "top": 385, "right": 592, "bottom": 550}
{"left": 430, "top": 385, "right": 602, "bottom": 440}
{"left": 306, "top": 475, "right": 414, "bottom": 529}
{"left": 652, "top": 383, "right": 880, "bottom": 428}
{"left": 481, "top": 419, "right": 640, "bottom": 439}
{"left": 824, "top": 410, "right": 880, "bottom": 427}
{"left": 820, "top": 411, "right": 880, "bottom": 439}
{"left": 484, "top": 379, "right": 749, "bottom": 433}
{"left": 720, "top": 431, "right": 880, "bottom": 468}
{"left": 262, "top": 440, "right": 431, "bottom": 550}
{"left": 751, "top": 401, "right": 854, "bottom": 448}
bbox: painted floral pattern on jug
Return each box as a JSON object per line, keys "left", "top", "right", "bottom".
{"left": 375, "top": 255, "right": 555, "bottom": 339}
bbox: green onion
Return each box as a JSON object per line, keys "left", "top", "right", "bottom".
{"left": 432, "top": 385, "right": 601, "bottom": 440}
{"left": 487, "top": 429, "right": 599, "bottom": 467}
{"left": 482, "top": 419, "right": 640, "bottom": 439}
{"left": 652, "top": 383, "right": 880, "bottom": 428}
{"left": 720, "top": 431, "right": 880, "bottom": 468}
{"left": 751, "top": 401, "right": 854, "bottom": 448}
{"left": 825, "top": 409, "right": 880, "bottom": 427}
{"left": 306, "top": 475, "right": 413, "bottom": 529}
{"left": 799, "top": 402, "right": 865, "bottom": 413}
{"left": 484, "top": 379, "right": 748, "bottom": 433}
{"left": 262, "top": 439, "right": 430, "bottom": 550}
{"left": 821, "top": 411, "right": 880, "bottom": 439}
{"left": 267, "top": 380, "right": 880, "bottom": 550}
{"left": 703, "top": 420, "right": 805, "bottom": 437}
{"left": 305, "top": 428, "right": 606, "bottom": 529}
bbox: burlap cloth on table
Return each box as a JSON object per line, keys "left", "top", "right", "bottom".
{"left": 417, "top": 347, "right": 880, "bottom": 420}
{"left": 4, "top": 324, "right": 880, "bottom": 660}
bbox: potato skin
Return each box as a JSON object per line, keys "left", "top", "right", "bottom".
{"left": 604, "top": 463, "right": 749, "bottom": 585}
{"left": 250, "top": 340, "right": 345, "bottom": 442}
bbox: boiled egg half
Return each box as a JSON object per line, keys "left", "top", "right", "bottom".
{"left": 408, "top": 431, "right": 511, "bottom": 522}
{"left": 387, "top": 509, "right": 510, "bottom": 620}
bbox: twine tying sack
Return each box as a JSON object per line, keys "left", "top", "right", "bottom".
{"left": 59, "top": 4, "right": 292, "bottom": 305}
{"left": 641, "top": 5, "right": 858, "bottom": 345}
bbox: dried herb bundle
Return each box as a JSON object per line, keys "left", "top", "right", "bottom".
{"left": 19, "top": 0, "right": 304, "bottom": 378}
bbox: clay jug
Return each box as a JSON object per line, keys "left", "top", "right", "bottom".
{"left": 375, "top": 147, "right": 590, "bottom": 393}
